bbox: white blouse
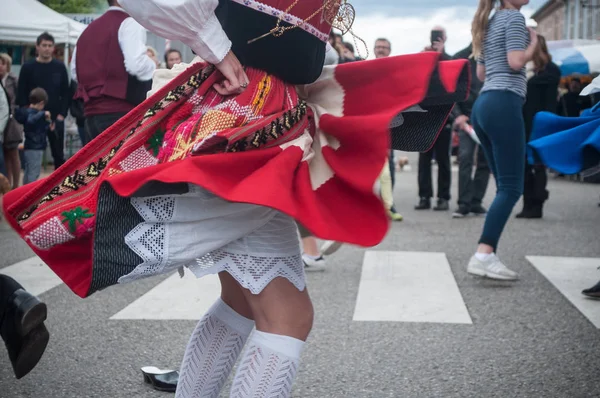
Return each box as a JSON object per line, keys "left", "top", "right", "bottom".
{"left": 119, "top": 0, "right": 231, "bottom": 65}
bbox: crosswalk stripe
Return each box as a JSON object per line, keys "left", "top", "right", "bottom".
{"left": 353, "top": 251, "right": 472, "bottom": 324}
{"left": 0, "top": 257, "right": 63, "bottom": 297}
{"left": 527, "top": 256, "right": 600, "bottom": 328}
{"left": 110, "top": 269, "right": 221, "bottom": 320}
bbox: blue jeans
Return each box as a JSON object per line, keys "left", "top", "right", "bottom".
{"left": 471, "top": 91, "right": 525, "bottom": 251}
{"left": 23, "top": 149, "right": 44, "bottom": 185}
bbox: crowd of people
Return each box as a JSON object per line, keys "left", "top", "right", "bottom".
{"left": 0, "top": 0, "right": 598, "bottom": 397}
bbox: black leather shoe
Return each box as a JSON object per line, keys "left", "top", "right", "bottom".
{"left": 452, "top": 206, "right": 470, "bottom": 218}
{"left": 433, "top": 199, "right": 449, "bottom": 211}
{"left": 414, "top": 198, "right": 431, "bottom": 210}
{"left": 582, "top": 280, "right": 600, "bottom": 299}
{"left": 142, "top": 366, "right": 179, "bottom": 393}
{"left": 516, "top": 205, "right": 543, "bottom": 219}
{"left": 0, "top": 276, "right": 50, "bottom": 379}
{"left": 470, "top": 204, "right": 488, "bottom": 215}
{"left": 9, "top": 323, "right": 50, "bottom": 379}
{"left": 10, "top": 289, "right": 47, "bottom": 337}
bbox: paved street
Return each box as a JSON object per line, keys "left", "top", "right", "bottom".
{"left": 1, "top": 153, "right": 599, "bottom": 398}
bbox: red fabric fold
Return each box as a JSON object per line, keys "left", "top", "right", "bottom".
{"left": 2, "top": 53, "right": 469, "bottom": 298}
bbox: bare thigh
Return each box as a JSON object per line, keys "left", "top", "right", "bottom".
{"left": 219, "top": 272, "right": 314, "bottom": 341}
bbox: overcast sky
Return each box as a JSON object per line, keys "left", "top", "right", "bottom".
{"left": 346, "top": 0, "right": 547, "bottom": 58}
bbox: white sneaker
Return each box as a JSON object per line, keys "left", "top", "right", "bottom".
{"left": 467, "top": 254, "right": 519, "bottom": 281}
{"left": 302, "top": 254, "right": 326, "bottom": 272}
{"left": 320, "top": 240, "right": 343, "bottom": 256}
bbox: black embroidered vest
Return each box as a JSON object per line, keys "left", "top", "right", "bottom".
{"left": 215, "top": 0, "right": 338, "bottom": 84}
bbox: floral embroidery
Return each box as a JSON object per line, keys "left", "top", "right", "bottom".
{"left": 16, "top": 69, "right": 213, "bottom": 225}
{"left": 145, "top": 128, "right": 166, "bottom": 157}
{"left": 61, "top": 207, "right": 94, "bottom": 234}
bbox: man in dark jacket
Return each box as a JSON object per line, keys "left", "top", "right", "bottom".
{"left": 16, "top": 32, "right": 70, "bottom": 170}
{"left": 415, "top": 27, "right": 454, "bottom": 211}
{"left": 451, "top": 43, "right": 490, "bottom": 218}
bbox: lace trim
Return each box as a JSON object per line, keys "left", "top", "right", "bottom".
{"left": 189, "top": 249, "right": 305, "bottom": 295}
{"left": 120, "top": 196, "right": 178, "bottom": 283}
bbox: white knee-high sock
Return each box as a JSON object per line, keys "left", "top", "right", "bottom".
{"left": 229, "top": 331, "right": 305, "bottom": 398}
{"left": 175, "top": 298, "right": 255, "bottom": 398}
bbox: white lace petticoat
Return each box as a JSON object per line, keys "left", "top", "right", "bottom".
{"left": 119, "top": 184, "right": 305, "bottom": 294}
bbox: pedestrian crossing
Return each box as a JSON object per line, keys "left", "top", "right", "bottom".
{"left": 353, "top": 251, "right": 472, "bottom": 324}
{"left": 3, "top": 252, "right": 599, "bottom": 328}
{"left": 527, "top": 256, "right": 600, "bottom": 328}
{"left": 1, "top": 257, "right": 62, "bottom": 297}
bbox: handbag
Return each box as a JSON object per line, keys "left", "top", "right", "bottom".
{"left": 3, "top": 115, "right": 23, "bottom": 146}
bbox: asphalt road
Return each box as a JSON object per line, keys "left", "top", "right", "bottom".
{"left": 1, "top": 153, "right": 599, "bottom": 398}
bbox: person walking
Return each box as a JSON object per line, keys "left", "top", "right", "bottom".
{"left": 468, "top": 0, "right": 538, "bottom": 281}
{"left": 16, "top": 33, "right": 69, "bottom": 171}
{"left": 517, "top": 35, "right": 561, "bottom": 219}
{"left": 452, "top": 43, "right": 490, "bottom": 218}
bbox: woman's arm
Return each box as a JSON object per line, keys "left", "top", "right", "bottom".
{"left": 120, "top": 0, "right": 249, "bottom": 95}
{"left": 506, "top": 14, "right": 538, "bottom": 71}
{"left": 477, "top": 63, "right": 486, "bottom": 82}
{"left": 119, "top": 0, "right": 231, "bottom": 65}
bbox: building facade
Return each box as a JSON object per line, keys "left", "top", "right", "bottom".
{"left": 532, "top": 0, "right": 600, "bottom": 41}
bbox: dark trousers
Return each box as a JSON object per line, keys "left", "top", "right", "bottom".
{"left": 77, "top": 125, "right": 88, "bottom": 147}
{"left": 47, "top": 120, "right": 65, "bottom": 169}
{"left": 85, "top": 112, "right": 128, "bottom": 142}
{"left": 472, "top": 91, "right": 525, "bottom": 250}
{"left": 457, "top": 130, "right": 490, "bottom": 209}
{"left": 522, "top": 164, "right": 548, "bottom": 206}
{"left": 0, "top": 145, "right": 6, "bottom": 176}
{"left": 418, "top": 127, "right": 452, "bottom": 200}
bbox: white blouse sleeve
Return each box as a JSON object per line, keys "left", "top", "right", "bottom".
{"left": 119, "top": 0, "right": 231, "bottom": 65}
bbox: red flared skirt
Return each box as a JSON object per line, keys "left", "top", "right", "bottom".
{"left": 2, "top": 52, "right": 469, "bottom": 297}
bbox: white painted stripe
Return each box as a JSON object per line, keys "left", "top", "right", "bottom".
{"left": 527, "top": 256, "right": 600, "bottom": 328}
{"left": 111, "top": 269, "right": 221, "bottom": 320}
{"left": 0, "top": 257, "right": 63, "bottom": 297}
{"left": 353, "top": 251, "right": 472, "bottom": 324}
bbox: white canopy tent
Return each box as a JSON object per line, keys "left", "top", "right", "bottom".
{"left": 0, "top": 0, "right": 87, "bottom": 75}
{"left": 0, "top": 0, "right": 86, "bottom": 46}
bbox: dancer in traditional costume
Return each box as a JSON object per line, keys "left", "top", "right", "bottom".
{"left": 528, "top": 97, "right": 600, "bottom": 179}
{"left": 467, "top": 0, "right": 538, "bottom": 281}
{"left": 2, "top": 0, "right": 470, "bottom": 396}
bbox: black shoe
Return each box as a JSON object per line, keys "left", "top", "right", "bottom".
{"left": 142, "top": 367, "right": 179, "bottom": 392}
{"left": 10, "top": 289, "right": 48, "bottom": 337}
{"left": 433, "top": 199, "right": 449, "bottom": 211}
{"left": 9, "top": 324, "right": 50, "bottom": 379}
{"left": 0, "top": 276, "right": 49, "bottom": 379}
{"left": 414, "top": 198, "right": 431, "bottom": 210}
{"left": 582, "top": 280, "right": 600, "bottom": 299}
{"left": 516, "top": 205, "right": 543, "bottom": 219}
{"left": 470, "top": 205, "right": 488, "bottom": 215}
{"left": 452, "top": 206, "right": 470, "bottom": 218}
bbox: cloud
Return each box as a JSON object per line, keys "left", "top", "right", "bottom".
{"left": 348, "top": 6, "right": 538, "bottom": 58}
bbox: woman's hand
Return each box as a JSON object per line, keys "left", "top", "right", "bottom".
{"left": 527, "top": 27, "right": 538, "bottom": 49}
{"left": 214, "top": 50, "right": 250, "bottom": 96}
